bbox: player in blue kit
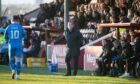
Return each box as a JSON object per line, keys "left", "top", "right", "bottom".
{"left": 4, "top": 15, "right": 26, "bottom": 80}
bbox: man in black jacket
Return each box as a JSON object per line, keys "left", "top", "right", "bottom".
{"left": 96, "top": 39, "right": 113, "bottom": 75}
{"left": 119, "top": 40, "right": 133, "bottom": 78}
{"left": 128, "top": 37, "right": 140, "bottom": 77}
{"left": 54, "top": 19, "right": 85, "bottom": 76}
{"left": 23, "top": 32, "right": 41, "bottom": 65}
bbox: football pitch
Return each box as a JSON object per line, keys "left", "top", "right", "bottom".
{"left": 0, "top": 35, "right": 5, "bottom": 44}
{"left": 0, "top": 65, "right": 140, "bottom": 84}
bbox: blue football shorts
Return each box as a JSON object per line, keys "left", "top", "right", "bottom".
{"left": 9, "top": 46, "right": 22, "bottom": 58}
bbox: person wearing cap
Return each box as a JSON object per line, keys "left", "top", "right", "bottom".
{"left": 54, "top": 19, "right": 85, "bottom": 76}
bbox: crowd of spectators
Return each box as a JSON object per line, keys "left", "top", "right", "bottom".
{"left": 0, "top": 14, "right": 29, "bottom": 29}
{"left": 36, "top": 0, "right": 140, "bottom": 42}
{"left": 96, "top": 29, "right": 140, "bottom": 78}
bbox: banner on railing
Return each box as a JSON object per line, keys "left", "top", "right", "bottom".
{"left": 47, "top": 45, "right": 67, "bottom": 68}
{"left": 47, "top": 45, "right": 102, "bottom": 70}
{"left": 84, "top": 46, "right": 102, "bottom": 71}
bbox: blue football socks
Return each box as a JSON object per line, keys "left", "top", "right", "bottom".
{"left": 9, "top": 59, "right": 15, "bottom": 73}
{"left": 16, "top": 62, "right": 21, "bottom": 75}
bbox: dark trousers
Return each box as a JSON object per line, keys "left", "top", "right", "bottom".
{"left": 96, "top": 57, "right": 111, "bottom": 75}
{"left": 118, "top": 58, "right": 132, "bottom": 74}
{"left": 128, "top": 56, "right": 140, "bottom": 76}
{"left": 96, "top": 59, "right": 103, "bottom": 74}
{"left": 65, "top": 52, "right": 79, "bottom": 75}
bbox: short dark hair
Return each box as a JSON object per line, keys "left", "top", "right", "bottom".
{"left": 12, "top": 15, "right": 20, "bottom": 21}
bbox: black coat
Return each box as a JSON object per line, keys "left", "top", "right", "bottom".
{"left": 100, "top": 41, "right": 113, "bottom": 60}
{"left": 112, "top": 46, "right": 122, "bottom": 57}
{"left": 134, "top": 37, "right": 140, "bottom": 57}
{"left": 25, "top": 39, "right": 41, "bottom": 56}
{"left": 54, "top": 28, "right": 84, "bottom": 56}
{"left": 121, "top": 42, "right": 133, "bottom": 59}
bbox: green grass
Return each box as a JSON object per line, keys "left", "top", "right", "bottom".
{"left": 0, "top": 65, "right": 140, "bottom": 84}
{"left": 0, "top": 35, "right": 5, "bottom": 44}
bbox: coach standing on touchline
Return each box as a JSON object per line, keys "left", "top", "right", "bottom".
{"left": 53, "top": 19, "right": 85, "bottom": 76}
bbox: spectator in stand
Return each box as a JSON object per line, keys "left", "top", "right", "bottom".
{"left": 119, "top": 37, "right": 133, "bottom": 78}
{"left": 49, "top": 0, "right": 60, "bottom": 18}
{"left": 90, "top": 4, "right": 95, "bottom": 12}
{"left": 40, "top": 19, "right": 50, "bottom": 28}
{"left": 120, "top": 6, "right": 128, "bottom": 14}
{"left": 58, "top": 0, "right": 64, "bottom": 16}
{"left": 121, "top": 30, "right": 131, "bottom": 43}
{"left": 101, "top": 6, "right": 111, "bottom": 23}
{"left": 23, "top": 32, "right": 41, "bottom": 65}
{"left": 129, "top": 30, "right": 138, "bottom": 45}
{"left": 55, "top": 0, "right": 63, "bottom": 13}
{"left": 99, "top": 3, "right": 107, "bottom": 13}
{"left": 96, "top": 25, "right": 109, "bottom": 38}
{"left": 52, "top": 0, "right": 59, "bottom": 11}
{"left": 76, "top": 12, "right": 86, "bottom": 29}
{"left": 100, "top": 18, "right": 110, "bottom": 35}
{"left": 92, "top": 10, "right": 101, "bottom": 23}
{"left": 79, "top": 4, "right": 85, "bottom": 13}
{"left": 96, "top": 39, "right": 113, "bottom": 75}
{"left": 110, "top": 15, "right": 119, "bottom": 23}
{"left": 127, "top": 8, "right": 134, "bottom": 21}
{"left": 128, "top": 36, "right": 140, "bottom": 77}
{"left": 36, "top": 3, "right": 50, "bottom": 26}
{"left": 131, "top": 11, "right": 140, "bottom": 23}
{"left": 120, "top": 4, "right": 128, "bottom": 15}
{"left": 96, "top": 26, "right": 103, "bottom": 38}
{"left": 49, "top": 0, "right": 63, "bottom": 17}
{"left": 109, "top": 39, "right": 122, "bottom": 77}
{"left": 48, "top": 5, "right": 55, "bottom": 18}
{"left": 109, "top": 5, "right": 120, "bottom": 19}
{"left": 18, "top": 15, "right": 30, "bottom": 26}
{"left": 84, "top": 8, "right": 93, "bottom": 22}
{"left": 127, "top": 0, "right": 133, "bottom": 8}
{"left": 119, "top": 13, "right": 130, "bottom": 23}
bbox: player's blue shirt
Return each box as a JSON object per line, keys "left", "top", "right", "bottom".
{"left": 4, "top": 22, "right": 26, "bottom": 48}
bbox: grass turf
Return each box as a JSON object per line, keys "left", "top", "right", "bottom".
{"left": 0, "top": 65, "right": 140, "bottom": 84}
{"left": 0, "top": 35, "right": 5, "bottom": 44}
